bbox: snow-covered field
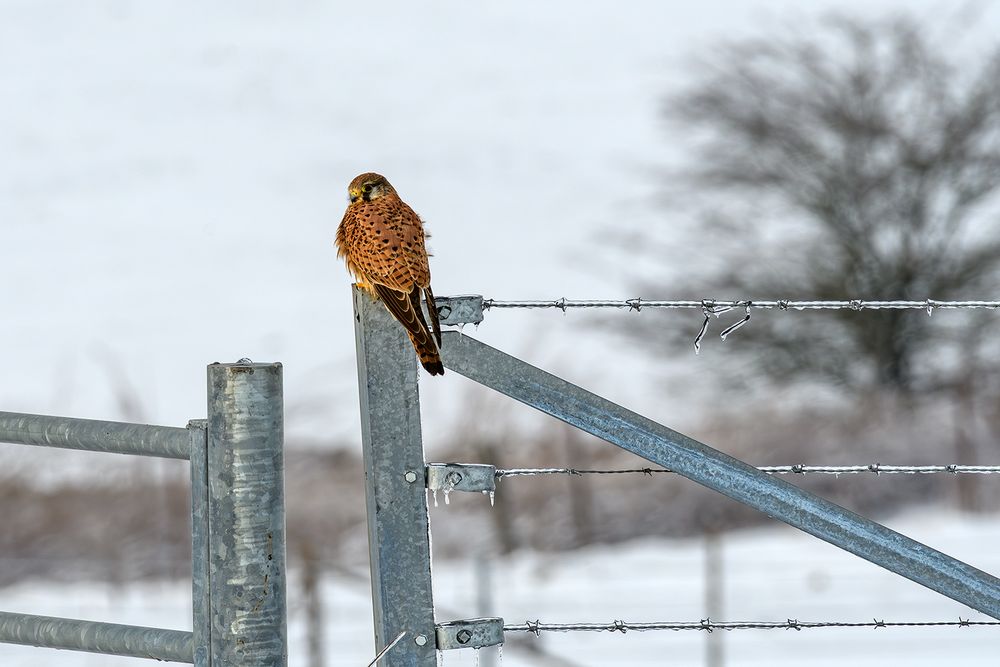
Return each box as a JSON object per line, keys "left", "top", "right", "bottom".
{"left": 2, "top": 507, "right": 998, "bottom": 666}
{"left": 4, "top": 2, "right": 1000, "bottom": 666}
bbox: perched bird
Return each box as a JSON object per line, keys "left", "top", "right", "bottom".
{"left": 336, "top": 172, "right": 444, "bottom": 375}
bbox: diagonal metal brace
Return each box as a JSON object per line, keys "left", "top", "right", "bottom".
{"left": 439, "top": 331, "right": 1000, "bottom": 621}
{"left": 436, "top": 618, "right": 504, "bottom": 650}
{"left": 426, "top": 463, "right": 496, "bottom": 493}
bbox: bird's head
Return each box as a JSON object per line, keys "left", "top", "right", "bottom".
{"left": 348, "top": 172, "right": 394, "bottom": 204}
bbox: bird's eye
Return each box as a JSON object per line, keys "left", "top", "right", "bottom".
{"left": 362, "top": 183, "right": 373, "bottom": 193}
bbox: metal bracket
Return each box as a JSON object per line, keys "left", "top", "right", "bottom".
{"left": 426, "top": 463, "right": 496, "bottom": 493}
{"left": 435, "top": 295, "right": 484, "bottom": 326}
{"left": 435, "top": 618, "right": 504, "bottom": 650}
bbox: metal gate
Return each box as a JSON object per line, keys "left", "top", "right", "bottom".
{"left": 0, "top": 361, "right": 287, "bottom": 666}
{"left": 352, "top": 286, "right": 1000, "bottom": 665}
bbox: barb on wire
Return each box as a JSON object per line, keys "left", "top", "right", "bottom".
{"left": 504, "top": 618, "right": 1000, "bottom": 635}
{"left": 494, "top": 464, "right": 1000, "bottom": 478}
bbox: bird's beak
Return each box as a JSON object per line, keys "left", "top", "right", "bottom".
{"left": 348, "top": 188, "right": 360, "bottom": 203}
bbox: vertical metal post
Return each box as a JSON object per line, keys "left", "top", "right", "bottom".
{"left": 475, "top": 556, "right": 497, "bottom": 667}
{"left": 353, "top": 286, "right": 437, "bottom": 666}
{"left": 300, "top": 540, "right": 326, "bottom": 667}
{"left": 703, "top": 531, "right": 724, "bottom": 667}
{"left": 206, "top": 362, "right": 287, "bottom": 666}
{"left": 188, "top": 419, "right": 210, "bottom": 667}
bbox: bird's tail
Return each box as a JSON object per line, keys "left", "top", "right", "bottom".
{"left": 372, "top": 282, "right": 445, "bottom": 376}
{"left": 408, "top": 331, "right": 444, "bottom": 376}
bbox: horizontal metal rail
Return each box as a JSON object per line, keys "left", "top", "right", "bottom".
{"left": 0, "top": 411, "right": 189, "bottom": 459}
{"left": 0, "top": 611, "right": 193, "bottom": 662}
{"left": 439, "top": 332, "right": 1000, "bottom": 620}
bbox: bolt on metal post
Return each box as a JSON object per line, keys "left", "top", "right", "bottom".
{"left": 206, "top": 361, "right": 287, "bottom": 666}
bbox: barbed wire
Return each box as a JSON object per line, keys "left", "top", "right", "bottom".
{"left": 481, "top": 298, "right": 1000, "bottom": 351}
{"left": 504, "top": 618, "right": 1000, "bottom": 635}
{"left": 495, "top": 464, "right": 1000, "bottom": 478}
{"left": 482, "top": 298, "right": 1000, "bottom": 312}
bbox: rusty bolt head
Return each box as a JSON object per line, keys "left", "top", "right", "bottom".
{"left": 456, "top": 629, "right": 473, "bottom": 644}
{"left": 445, "top": 471, "right": 463, "bottom": 486}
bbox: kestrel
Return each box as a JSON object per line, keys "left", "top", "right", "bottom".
{"left": 336, "top": 172, "right": 444, "bottom": 375}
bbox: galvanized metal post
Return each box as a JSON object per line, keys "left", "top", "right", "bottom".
{"left": 353, "top": 285, "right": 437, "bottom": 666}
{"left": 704, "top": 531, "right": 724, "bottom": 667}
{"left": 188, "top": 419, "right": 210, "bottom": 667}
{"left": 206, "top": 362, "right": 287, "bottom": 666}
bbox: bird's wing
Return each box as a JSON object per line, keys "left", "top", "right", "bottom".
{"left": 396, "top": 203, "right": 432, "bottom": 289}
{"left": 424, "top": 285, "right": 442, "bottom": 347}
{"left": 373, "top": 282, "right": 437, "bottom": 353}
{"left": 350, "top": 200, "right": 426, "bottom": 290}
{"left": 334, "top": 205, "right": 352, "bottom": 261}
{"left": 349, "top": 197, "right": 440, "bottom": 351}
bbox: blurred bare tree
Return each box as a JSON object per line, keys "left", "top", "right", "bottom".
{"left": 630, "top": 14, "right": 1000, "bottom": 398}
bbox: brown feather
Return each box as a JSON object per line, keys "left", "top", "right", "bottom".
{"left": 424, "top": 285, "right": 443, "bottom": 347}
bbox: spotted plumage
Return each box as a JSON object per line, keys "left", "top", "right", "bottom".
{"left": 336, "top": 172, "right": 443, "bottom": 375}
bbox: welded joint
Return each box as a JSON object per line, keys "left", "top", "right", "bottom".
{"left": 435, "top": 618, "right": 504, "bottom": 650}
{"left": 426, "top": 463, "right": 496, "bottom": 493}
{"left": 435, "top": 295, "right": 484, "bottom": 326}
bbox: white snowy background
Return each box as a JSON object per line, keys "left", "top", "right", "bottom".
{"left": 4, "top": 509, "right": 999, "bottom": 666}
{"left": 2, "top": 0, "right": 1000, "bottom": 665}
